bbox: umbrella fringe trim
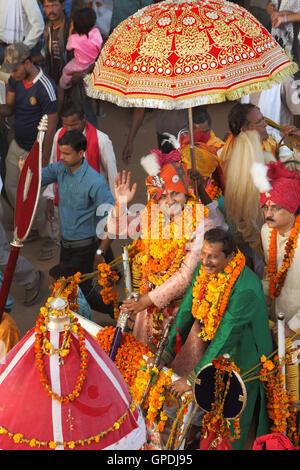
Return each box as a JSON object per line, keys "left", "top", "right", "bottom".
{"left": 84, "top": 61, "right": 298, "bottom": 109}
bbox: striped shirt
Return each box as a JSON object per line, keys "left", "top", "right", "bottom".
{"left": 8, "top": 69, "right": 57, "bottom": 151}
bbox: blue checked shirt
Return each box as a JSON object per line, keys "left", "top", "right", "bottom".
{"left": 42, "top": 159, "right": 114, "bottom": 241}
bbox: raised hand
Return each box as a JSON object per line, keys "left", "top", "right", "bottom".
{"left": 114, "top": 170, "right": 137, "bottom": 205}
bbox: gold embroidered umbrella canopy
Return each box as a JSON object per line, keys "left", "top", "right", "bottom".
{"left": 86, "top": 0, "right": 297, "bottom": 173}
{"left": 86, "top": 0, "right": 297, "bottom": 108}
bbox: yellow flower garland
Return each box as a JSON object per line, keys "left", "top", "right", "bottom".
{"left": 131, "top": 359, "right": 173, "bottom": 433}
{"left": 0, "top": 396, "right": 137, "bottom": 450}
{"left": 139, "top": 191, "right": 209, "bottom": 292}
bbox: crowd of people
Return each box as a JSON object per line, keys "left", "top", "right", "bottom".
{"left": 0, "top": 0, "right": 300, "bottom": 451}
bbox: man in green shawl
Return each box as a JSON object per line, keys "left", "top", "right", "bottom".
{"left": 159, "top": 228, "right": 273, "bottom": 450}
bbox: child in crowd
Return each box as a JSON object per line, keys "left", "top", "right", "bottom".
{"left": 58, "top": 7, "right": 103, "bottom": 110}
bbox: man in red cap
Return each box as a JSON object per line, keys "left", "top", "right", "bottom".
{"left": 251, "top": 161, "right": 300, "bottom": 338}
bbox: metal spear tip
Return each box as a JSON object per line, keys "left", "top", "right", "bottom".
{"left": 38, "top": 114, "right": 48, "bottom": 132}
{"left": 277, "top": 312, "right": 285, "bottom": 320}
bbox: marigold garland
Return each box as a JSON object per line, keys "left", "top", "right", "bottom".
{"left": 165, "top": 394, "right": 194, "bottom": 450}
{"left": 241, "top": 341, "right": 300, "bottom": 448}
{"left": 34, "top": 298, "right": 88, "bottom": 403}
{"left": 96, "top": 326, "right": 153, "bottom": 387}
{"left": 191, "top": 250, "right": 245, "bottom": 341}
{"left": 130, "top": 191, "right": 209, "bottom": 346}
{"left": 97, "top": 263, "right": 120, "bottom": 319}
{"left": 258, "top": 350, "right": 300, "bottom": 447}
{"left": 205, "top": 178, "right": 223, "bottom": 201}
{"left": 139, "top": 191, "right": 208, "bottom": 292}
{"left": 265, "top": 214, "right": 300, "bottom": 299}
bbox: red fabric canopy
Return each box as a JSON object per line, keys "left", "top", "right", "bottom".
{"left": 86, "top": 0, "right": 297, "bottom": 109}
{"left": 0, "top": 326, "right": 146, "bottom": 450}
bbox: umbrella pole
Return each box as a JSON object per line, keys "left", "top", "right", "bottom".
{"left": 188, "top": 108, "right": 198, "bottom": 198}
{"left": 0, "top": 241, "right": 22, "bottom": 323}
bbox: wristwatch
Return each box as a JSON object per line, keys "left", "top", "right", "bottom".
{"left": 96, "top": 248, "right": 104, "bottom": 256}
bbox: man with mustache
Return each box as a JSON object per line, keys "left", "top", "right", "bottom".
{"left": 252, "top": 161, "right": 300, "bottom": 339}
{"left": 42, "top": 0, "right": 72, "bottom": 86}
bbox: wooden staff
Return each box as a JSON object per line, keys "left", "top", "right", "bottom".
{"left": 188, "top": 107, "right": 199, "bottom": 198}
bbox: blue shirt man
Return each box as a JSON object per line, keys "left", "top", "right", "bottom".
{"left": 42, "top": 129, "right": 115, "bottom": 314}
{"left": 42, "top": 158, "right": 114, "bottom": 241}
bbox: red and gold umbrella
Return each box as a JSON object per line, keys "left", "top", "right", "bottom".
{"left": 86, "top": 0, "right": 298, "bottom": 109}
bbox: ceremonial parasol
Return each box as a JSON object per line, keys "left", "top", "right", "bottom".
{"left": 86, "top": 0, "right": 298, "bottom": 171}
{"left": 0, "top": 115, "right": 47, "bottom": 356}
{"left": 0, "top": 298, "right": 146, "bottom": 450}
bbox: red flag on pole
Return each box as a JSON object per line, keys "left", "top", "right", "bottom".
{"left": 0, "top": 115, "right": 47, "bottom": 327}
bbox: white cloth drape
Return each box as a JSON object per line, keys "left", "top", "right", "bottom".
{"left": 3, "top": 0, "right": 24, "bottom": 44}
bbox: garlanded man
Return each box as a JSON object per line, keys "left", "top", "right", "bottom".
{"left": 108, "top": 149, "right": 227, "bottom": 376}
{"left": 157, "top": 228, "right": 273, "bottom": 449}
{"left": 251, "top": 160, "right": 300, "bottom": 338}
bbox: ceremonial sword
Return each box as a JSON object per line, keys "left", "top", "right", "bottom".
{"left": 108, "top": 247, "right": 139, "bottom": 362}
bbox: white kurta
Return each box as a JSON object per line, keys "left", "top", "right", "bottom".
{"left": 0, "top": 0, "right": 44, "bottom": 49}
{"left": 261, "top": 222, "right": 300, "bottom": 333}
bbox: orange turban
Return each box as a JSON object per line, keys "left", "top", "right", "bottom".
{"left": 141, "top": 150, "right": 189, "bottom": 201}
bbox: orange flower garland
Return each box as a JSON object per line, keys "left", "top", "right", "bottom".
{"left": 265, "top": 214, "right": 300, "bottom": 299}
{"left": 258, "top": 351, "right": 299, "bottom": 446}
{"left": 205, "top": 178, "right": 223, "bottom": 201}
{"left": 165, "top": 394, "right": 194, "bottom": 450}
{"left": 131, "top": 192, "right": 209, "bottom": 345}
{"left": 97, "top": 263, "right": 120, "bottom": 319}
{"left": 139, "top": 191, "right": 209, "bottom": 293}
{"left": 191, "top": 250, "right": 245, "bottom": 341}
{"left": 0, "top": 396, "right": 137, "bottom": 450}
{"left": 96, "top": 326, "right": 153, "bottom": 387}
{"left": 131, "top": 360, "right": 173, "bottom": 432}
{"left": 35, "top": 300, "right": 88, "bottom": 404}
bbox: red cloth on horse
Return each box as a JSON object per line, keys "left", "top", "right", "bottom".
{"left": 199, "top": 430, "right": 232, "bottom": 450}
{"left": 253, "top": 433, "right": 295, "bottom": 450}
{"left": 0, "top": 325, "right": 145, "bottom": 450}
